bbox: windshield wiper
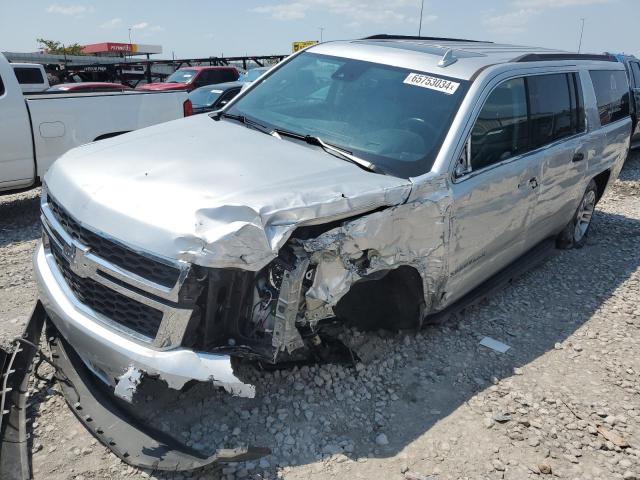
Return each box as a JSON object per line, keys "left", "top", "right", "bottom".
{"left": 215, "top": 114, "right": 379, "bottom": 173}
{"left": 272, "top": 128, "right": 378, "bottom": 173}
{"left": 214, "top": 112, "right": 273, "bottom": 135}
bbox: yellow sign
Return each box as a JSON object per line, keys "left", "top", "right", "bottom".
{"left": 292, "top": 41, "right": 319, "bottom": 53}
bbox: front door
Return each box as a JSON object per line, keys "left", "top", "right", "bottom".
{"left": 445, "top": 77, "right": 541, "bottom": 306}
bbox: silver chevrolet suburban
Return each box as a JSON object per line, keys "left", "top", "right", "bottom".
{"left": 35, "top": 36, "right": 631, "bottom": 398}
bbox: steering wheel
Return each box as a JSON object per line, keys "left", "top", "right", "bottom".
{"left": 399, "top": 117, "right": 438, "bottom": 137}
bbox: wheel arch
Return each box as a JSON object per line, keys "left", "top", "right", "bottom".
{"left": 592, "top": 169, "right": 611, "bottom": 203}
{"left": 333, "top": 265, "right": 426, "bottom": 331}
{"left": 93, "top": 131, "right": 130, "bottom": 142}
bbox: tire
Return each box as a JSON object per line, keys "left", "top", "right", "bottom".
{"left": 556, "top": 179, "right": 598, "bottom": 249}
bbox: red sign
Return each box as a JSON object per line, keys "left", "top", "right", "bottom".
{"left": 82, "top": 42, "right": 134, "bottom": 54}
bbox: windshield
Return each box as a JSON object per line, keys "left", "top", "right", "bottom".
{"left": 166, "top": 69, "right": 198, "bottom": 84}
{"left": 227, "top": 52, "right": 468, "bottom": 177}
{"left": 242, "top": 68, "right": 268, "bottom": 82}
{"left": 189, "top": 87, "right": 224, "bottom": 107}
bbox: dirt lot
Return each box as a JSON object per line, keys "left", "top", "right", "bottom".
{"left": 1, "top": 153, "right": 639, "bottom": 480}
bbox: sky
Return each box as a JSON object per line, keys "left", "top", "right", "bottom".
{"left": 1, "top": 0, "right": 638, "bottom": 59}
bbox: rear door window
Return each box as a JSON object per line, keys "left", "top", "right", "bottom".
{"left": 528, "top": 74, "right": 574, "bottom": 148}
{"left": 589, "top": 70, "right": 630, "bottom": 126}
{"left": 13, "top": 67, "right": 44, "bottom": 84}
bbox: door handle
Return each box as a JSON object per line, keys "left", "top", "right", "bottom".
{"left": 572, "top": 152, "right": 585, "bottom": 162}
{"left": 528, "top": 177, "right": 539, "bottom": 189}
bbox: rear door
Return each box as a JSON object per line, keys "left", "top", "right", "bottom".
{"left": 447, "top": 77, "right": 541, "bottom": 304}
{"left": 628, "top": 60, "right": 640, "bottom": 144}
{"left": 523, "top": 72, "right": 589, "bottom": 247}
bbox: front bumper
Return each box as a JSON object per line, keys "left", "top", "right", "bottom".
{"left": 34, "top": 243, "right": 254, "bottom": 397}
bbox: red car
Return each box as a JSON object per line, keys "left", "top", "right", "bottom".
{"left": 137, "top": 66, "right": 239, "bottom": 92}
{"left": 47, "top": 82, "right": 133, "bottom": 93}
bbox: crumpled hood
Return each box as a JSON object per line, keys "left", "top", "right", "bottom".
{"left": 45, "top": 114, "right": 412, "bottom": 270}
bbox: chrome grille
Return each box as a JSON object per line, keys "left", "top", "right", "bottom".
{"left": 49, "top": 238, "right": 163, "bottom": 339}
{"left": 41, "top": 189, "right": 194, "bottom": 348}
{"left": 48, "top": 197, "right": 180, "bottom": 288}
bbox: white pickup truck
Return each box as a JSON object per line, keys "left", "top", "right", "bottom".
{"left": 0, "top": 53, "right": 191, "bottom": 193}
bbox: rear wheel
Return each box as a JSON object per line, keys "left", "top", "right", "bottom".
{"left": 557, "top": 179, "right": 598, "bottom": 249}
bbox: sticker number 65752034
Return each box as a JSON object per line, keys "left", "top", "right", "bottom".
{"left": 403, "top": 73, "right": 460, "bottom": 95}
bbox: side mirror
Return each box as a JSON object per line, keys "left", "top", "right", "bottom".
{"left": 454, "top": 137, "right": 472, "bottom": 179}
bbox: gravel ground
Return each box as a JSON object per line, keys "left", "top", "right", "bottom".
{"left": 1, "top": 152, "right": 639, "bottom": 480}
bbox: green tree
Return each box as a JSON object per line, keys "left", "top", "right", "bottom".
{"left": 37, "top": 39, "right": 84, "bottom": 55}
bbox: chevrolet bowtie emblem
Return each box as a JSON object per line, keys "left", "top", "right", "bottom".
{"left": 62, "top": 242, "right": 76, "bottom": 263}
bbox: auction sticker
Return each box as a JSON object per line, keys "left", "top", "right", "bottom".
{"left": 403, "top": 73, "right": 460, "bottom": 95}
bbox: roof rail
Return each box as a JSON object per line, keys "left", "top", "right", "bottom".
{"left": 514, "top": 53, "right": 617, "bottom": 63}
{"left": 363, "top": 34, "right": 489, "bottom": 43}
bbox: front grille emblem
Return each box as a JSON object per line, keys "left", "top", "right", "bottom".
{"left": 62, "top": 242, "right": 76, "bottom": 263}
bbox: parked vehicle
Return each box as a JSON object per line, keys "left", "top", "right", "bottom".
{"left": 239, "top": 66, "right": 270, "bottom": 83}
{"left": 137, "top": 66, "right": 239, "bottom": 92}
{"left": 611, "top": 53, "right": 640, "bottom": 147}
{"left": 188, "top": 81, "right": 243, "bottom": 114}
{"left": 35, "top": 37, "right": 630, "bottom": 409}
{"left": 0, "top": 53, "right": 192, "bottom": 193}
{"left": 47, "top": 82, "right": 133, "bottom": 93}
{"left": 11, "top": 62, "right": 50, "bottom": 93}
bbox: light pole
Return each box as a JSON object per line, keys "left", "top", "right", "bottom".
{"left": 418, "top": 0, "right": 425, "bottom": 36}
{"left": 577, "top": 18, "right": 585, "bottom": 53}
{"left": 319, "top": 27, "right": 324, "bottom": 43}
{"left": 127, "top": 27, "right": 132, "bottom": 63}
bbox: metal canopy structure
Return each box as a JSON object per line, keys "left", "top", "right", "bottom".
{"left": 2, "top": 52, "right": 288, "bottom": 86}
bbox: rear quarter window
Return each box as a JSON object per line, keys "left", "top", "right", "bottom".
{"left": 589, "top": 70, "right": 630, "bottom": 126}
{"left": 13, "top": 67, "right": 44, "bottom": 84}
{"left": 0, "top": 73, "right": 4, "bottom": 96}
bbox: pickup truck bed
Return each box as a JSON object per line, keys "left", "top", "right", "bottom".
{"left": 0, "top": 52, "right": 189, "bottom": 193}
{"left": 25, "top": 90, "right": 188, "bottom": 178}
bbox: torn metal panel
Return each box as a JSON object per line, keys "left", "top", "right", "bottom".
{"left": 271, "top": 258, "right": 310, "bottom": 355}
{"left": 0, "top": 302, "right": 46, "bottom": 480}
{"left": 302, "top": 179, "right": 452, "bottom": 324}
{"left": 114, "top": 366, "right": 143, "bottom": 403}
{"left": 50, "top": 332, "right": 269, "bottom": 471}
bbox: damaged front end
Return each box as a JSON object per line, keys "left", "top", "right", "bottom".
{"left": 180, "top": 176, "right": 452, "bottom": 367}
{"left": 36, "top": 171, "right": 452, "bottom": 399}
{"left": 31, "top": 171, "right": 452, "bottom": 471}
